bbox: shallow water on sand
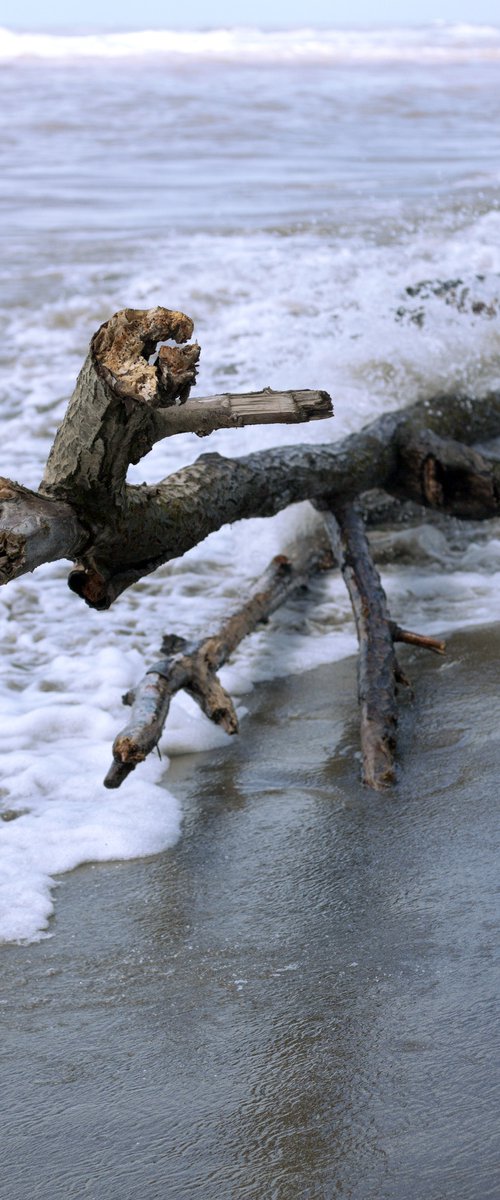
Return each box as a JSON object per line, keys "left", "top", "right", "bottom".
{"left": 2, "top": 626, "right": 499, "bottom": 1198}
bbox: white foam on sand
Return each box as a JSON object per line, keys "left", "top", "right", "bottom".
{"left": 0, "top": 638, "right": 183, "bottom": 943}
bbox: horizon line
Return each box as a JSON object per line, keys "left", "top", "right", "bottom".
{"left": 2, "top": 19, "right": 500, "bottom": 33}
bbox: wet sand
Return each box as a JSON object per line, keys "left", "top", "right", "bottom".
{"left": 2, "top": 626, "right": 499, "bottom": 1199}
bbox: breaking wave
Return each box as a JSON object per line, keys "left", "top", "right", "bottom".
{"left": 1, "top": 24, "right": 500, "bottom": 64}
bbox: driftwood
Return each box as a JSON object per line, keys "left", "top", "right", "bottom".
{"left": 1, "top": 304, "right": 499, "bottom": 790}
{"left": 319, "top": 504, "right": 445, "bottom": 788}
{"left": 105, "top": 543, "right": 332, "bottom": 788}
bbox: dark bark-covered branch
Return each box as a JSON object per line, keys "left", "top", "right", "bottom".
{"left": 3, "top": 388, "right": 500, "bottom": 606}
{"left": 320, "top": 503, "right": 445, "bottom": 790}
{"left": 67, "top": 392, "right": 500, "bottom": 610}
{"left": 0, "top": 478, "right": 88, "bottom": 584}
{"left": 393, "top": 428, "right": 499, "bottom": 518}
{"left": 321, "top": 504, "right": 399, "bottom": 789}
{"left": 105, "top": 544, "right": 332, "bottom": 788}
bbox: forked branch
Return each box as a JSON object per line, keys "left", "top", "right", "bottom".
{"left": 105, "top": 543, "right": 333, "bottom": 788}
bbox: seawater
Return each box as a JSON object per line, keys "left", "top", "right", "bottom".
{"left": 1, "top": 23, "right": 500, "bottom": 941}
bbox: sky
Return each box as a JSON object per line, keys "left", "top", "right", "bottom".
{"left": 1, "top": 0, "right": 500, "bottom": 29}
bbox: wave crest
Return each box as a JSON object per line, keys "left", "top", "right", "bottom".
{"left": 1, "top": 24, "right": 500, "bottom": 64}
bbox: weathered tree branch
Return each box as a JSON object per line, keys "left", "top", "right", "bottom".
{"left": 40, "top": 306, "right": 332, "bottom": 506}
{"left": 321, "top": 504, "right": 399, "bottom": 788}
{"left": 0, "top": 478, "right": 88, "bottom": 582}
{"left": 2, "top": 390, "right": 500, "bottom": 605}
{"left": 66, "top": 392, "right": 500, "bottom": 610}
{"left": 41, "top": 307, "right": 200, "bottom": 515}
{"left": 154, "top": 389, "right": 333, "bottom": 437}
{"left": 1, "top": 305, "right": 499, "bottom": 792}
{"left": 2, "top": 305, "right": 500, "bottom": 610}
{"left": 105, "top": 543, "right": 332, "bottom": 788}
{"left": 320, "top": 504, "right": 445, "bottom": 790}
{"left": 393, "top": 427, "right": 499, "bottom": 518}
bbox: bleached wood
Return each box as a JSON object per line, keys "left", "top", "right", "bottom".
{"left": 153, "top": 388, "right": 332, "bottom": 437}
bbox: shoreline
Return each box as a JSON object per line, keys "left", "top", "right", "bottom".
{"left": 2, "top": 624, "right": 499, "bottom": 1198}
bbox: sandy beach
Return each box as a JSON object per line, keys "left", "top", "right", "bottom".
{"left": 2, "top": 625, "right": 499, "bottom": 1199}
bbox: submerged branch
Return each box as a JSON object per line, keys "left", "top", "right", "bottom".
{"left": 320, "top": 503, "right": 446, "bottom": 790}
{"left": 321, "top": 504, "right": 399, "bottom": 789}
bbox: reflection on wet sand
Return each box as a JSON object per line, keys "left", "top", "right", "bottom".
{"left": 2, "top": 627, "right": 499, "bottom": 1198}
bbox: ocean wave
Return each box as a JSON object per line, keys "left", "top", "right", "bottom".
{"left": 1, "top": 24, "right": 500, "bottom": 64}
